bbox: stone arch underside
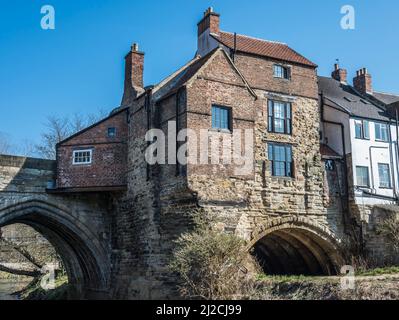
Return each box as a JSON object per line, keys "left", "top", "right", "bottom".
{"left": 0, "top": 200, "right": 110, "bottom": 295}
{"left": 249, "top": 217, "right": 344, "bottom": 276}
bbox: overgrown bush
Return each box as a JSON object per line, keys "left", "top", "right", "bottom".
{"left": 377, "top": 214, "right": 399, "bottom": 252}
{"left": 170, "top": 220, "right": 260, "bottom": 300}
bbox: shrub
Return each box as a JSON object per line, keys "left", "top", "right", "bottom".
{"left": 377, "top": 214, "right": 399, "bottom": 252}
{"left": 170, "top": 220, "right": 259, "bottom": 300}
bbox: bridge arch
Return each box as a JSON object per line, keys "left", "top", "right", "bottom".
{"left": 0, "top": 199, "right": 110, "bottom": 297}
{"left": 248, "top": 216, "right": 344, "bottom": 276}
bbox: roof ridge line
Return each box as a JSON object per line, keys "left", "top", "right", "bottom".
{"left": 374, "top": 90, "right": 399, "bottom": 97}
{"left": 219, "top": 30, "right": 287, "bottom": 45}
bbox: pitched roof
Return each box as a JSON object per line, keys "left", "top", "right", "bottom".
{"left": 373, "top": 92, "right": 399, "bottom": 105}
{"left": 154, "top": 48, "right": 256, "bottom": 101}
{"left": 320, "top": 144, "right": 341, "bottom": 159}
{"left": 153, "top": 49, "right": 218, "bottom": 101}
{"left": 211, "top": 31, "right": 317, "bottom": 68}
{"left": 318, "top": 76, "right": 390, "bottom": 122}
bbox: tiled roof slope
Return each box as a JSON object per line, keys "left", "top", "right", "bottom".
{"left": 153, "top": 49, "right": 218, "bottom": 101}
{"left": 320, "top": 144, "right": 342, "bottom": 159}
{"left": 318, "top": 76, "right": 390, "bottom": 121}
{"left": 211, "top": 31, "right": 317, "bottom": 68}
{"left": 373, "top": 92, "right": 399, "bottom": 105}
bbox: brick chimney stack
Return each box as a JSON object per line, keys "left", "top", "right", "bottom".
{"left": 121, "top": 43, "right": 145, "bottom": 105}
{"left": 198, "top": 7, "right": 220, "bottom": 37}
{"left": 353, "top": 68, "right": 373, "bottom": 95}
{"left": 197, "top": 7, "right": 220, "bottom": 57}
{"left": 331, "top": 63, "right": 347, "bottom": 84}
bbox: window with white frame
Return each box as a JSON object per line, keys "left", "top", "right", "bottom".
{"left": 356, "top": 166, "right": 370, "bottom": 187}
{"left": 375, "top": 123, "right": 389, "bottom": 141}
{"left": 273, "top": 65, "right": 290, "bottom": 79}
{"left": 378, "top": 163, "right": 391, "bottom": 188}
{"left": 354, "top": 120, "right": 370, "bottom": 140}
{"left": 72, "top": 149, "right": 92, "bottom": 165}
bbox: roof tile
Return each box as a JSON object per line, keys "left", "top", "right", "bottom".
{"left": 212, "top": 31, "right": 317, "bottom": 67}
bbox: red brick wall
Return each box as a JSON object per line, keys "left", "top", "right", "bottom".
{"left": 186, "top": 50, "right": 259, "bottom": 178}
{"left": 234, "top": 52, "right": 318, "bottom": 99}
{"left": 56, "top": 109, "right": 128, "bottom": 189}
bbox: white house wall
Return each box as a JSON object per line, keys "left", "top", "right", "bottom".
{"left": 349, "top": 118, "right": 399, "bottom": 204}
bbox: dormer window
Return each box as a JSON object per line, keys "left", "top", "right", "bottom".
{"left": 274, "top": 64, "right": 290, "bottom": 79}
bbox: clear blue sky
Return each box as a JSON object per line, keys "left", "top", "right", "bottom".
{"left": 1, "top": 0, "right": 398, "bottom": 154}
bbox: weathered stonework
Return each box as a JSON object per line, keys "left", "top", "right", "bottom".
{"left": 0, "top": 155, "right": 112, "bottom": 298}
{"left": 1, "top": 8, "right": 397, "bottom": 299}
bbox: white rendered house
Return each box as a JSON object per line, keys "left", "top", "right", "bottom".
{"left": 319, "top": 66, "right": 399, "bottom": 222}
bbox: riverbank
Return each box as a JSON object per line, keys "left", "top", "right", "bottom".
{"left": 254, "top": 271, "right": 399, "bottom": 300}
{"left": 0, "top": 278, "right": 32, "bottom": 300}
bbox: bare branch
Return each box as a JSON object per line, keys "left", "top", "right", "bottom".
{"left": 0, "top": 263, "right": 41, "bottom": 277}
{"left": 0, "top": 237, "right": 43, "bottom": 269}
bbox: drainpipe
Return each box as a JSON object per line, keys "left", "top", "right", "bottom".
{"left": 396, "top": 109, "right": 399, "bottom": 201}
{"left": 231, "top": 32, "right": 237, "bottom": 62}
{"left": 145, "top": 87, "right": 154, "bottom": 180}
{"left": 387, "top": 124, "right": 397, "bottom": 201}
{"left": 320, "top": 93, "right": 351, "bottom": 233}
{"left": 175, "top": 88, "right": 183, "bottom": 176}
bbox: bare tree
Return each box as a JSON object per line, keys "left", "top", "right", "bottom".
{"left": 0, "top": 231, "right": 43, "bottom": 278}
{"left": 35, "top": 109, "right": 108, "bottom": 160}
{"left": 0, "top": 132, "right": 11, "bottom": 155}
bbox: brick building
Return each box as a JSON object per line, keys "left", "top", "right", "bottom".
{"left": 46, "top": 8, "right": 397, "bottom": 298}
{"left": 56, "top": 108, "right": 128, "bottom": 192}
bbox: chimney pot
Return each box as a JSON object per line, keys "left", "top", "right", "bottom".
{"left": 353, "top": 67, "right": 373, "bottom": 95}
{"left": 132, "top": 43, "right": 139, "bottom": 52}
{"left": 331, "top": 63, "right": 347, "bottom": 84}
{"left": 198, "top": 7, "right": 220, "bottom": 37}
{"left": 121, "top": 44, "right": 145, "bottom": 105}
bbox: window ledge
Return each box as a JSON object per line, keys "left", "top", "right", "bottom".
{"left": 209, "top": 128, "right": 232, "bottom": 134}
{"left": 270, "top": 176, "right": 295, "bottom": 181}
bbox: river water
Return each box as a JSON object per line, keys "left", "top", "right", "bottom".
{"left": 0, "top": 280, "right": 29, "bottom": 300}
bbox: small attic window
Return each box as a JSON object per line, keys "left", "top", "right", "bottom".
{"left": 108, "top": 127, "right": 117, "bottom": 138}
{"left": 273, "top": 65, "right": 290, "bottom": 80}
{"left": 344, "top": 97, "right": 355, "bottom": 102}
{"left": 360, "top": 99, "right": 369, "bottom": 104}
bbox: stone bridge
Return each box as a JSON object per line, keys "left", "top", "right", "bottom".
{"left": 0, "top": 155, "right": 112, "bottom": 298}
{"left": 0, "top": 154, "right": 350, "bottom": 299}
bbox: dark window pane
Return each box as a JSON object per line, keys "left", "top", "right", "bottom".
{"left": 355, "top": 122, "right": 362, "bottom": 139}
{"left": 212, "top": 106, "right": 230, "bottom": 130}
{"left": 268, "top": 144, "right": 292, "bottom": 177}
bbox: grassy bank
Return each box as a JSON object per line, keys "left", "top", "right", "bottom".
{"left": 254, "top": 269, "right": 399, "bottom": 300}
